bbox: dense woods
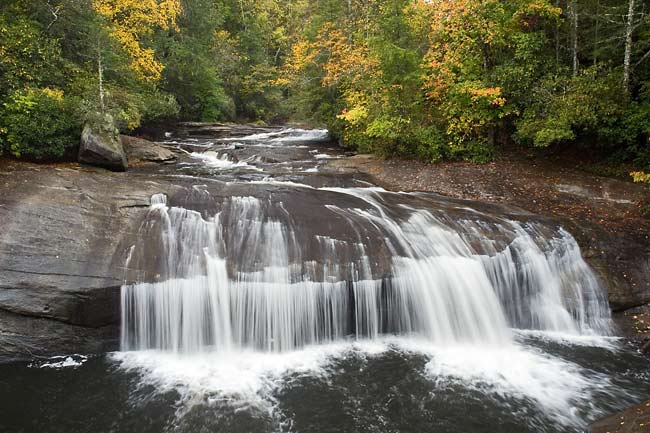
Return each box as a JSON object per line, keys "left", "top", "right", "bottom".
{"left": 1, "top": 0, "right": 649, "bottom": 177}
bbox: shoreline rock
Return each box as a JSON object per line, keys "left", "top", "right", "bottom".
{"left": 326, "top": 153, "right": 650, "bottom": 342}
{"left": 120, "top": 135, "right": 177, "bottom": 163}
{"left": 0, "top": 160, "right": 183, "bottom": 361}
{"left": 78, "top": 114, "right": 128, "bottom": 171}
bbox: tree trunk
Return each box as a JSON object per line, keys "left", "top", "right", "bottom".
{"left": 568, "top": 0, "right": 579, "bottom": 75}
{"left": 593, "top": 0, "right": 599, "bottom": 66}
{"left": 623, "top": 0, "right": 635, "bottom": 95}
{"left": 97, "top": 40, "right": 105, "bottom": 114}
{"left": 555, "top": 0, "right": 560, "bottom": 65}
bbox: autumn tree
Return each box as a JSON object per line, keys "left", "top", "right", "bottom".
{"left": 92, "top": 0, "right": 182, "bottom": 82}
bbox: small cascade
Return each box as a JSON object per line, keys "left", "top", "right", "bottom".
{"left": 121, "top": 188, "right": 611, "bottom": 354}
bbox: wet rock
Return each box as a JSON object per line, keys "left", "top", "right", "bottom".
{"left": 326, "top": 153, "right": 650, "bottom": 330}
{"left": 0, "top": 160, "right": 182, "bottom": 361}
{"left": 78, "top": 114, "right": 127, "bottom": 171}
{"left": 613, "top": 304, "right": 650, "bottom": 352}
{"left": 587, "top": 400, "right": 650, "bottom": 433}
{"left": 121, "top": 135, "right": 177, "bottom": 163}
{"left": 174, "top": 122, "right": 283, "bottom": 138}
{"left": 0, "top": 310, "right": 118, "bottom": 363}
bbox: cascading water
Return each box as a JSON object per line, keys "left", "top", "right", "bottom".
{"left": 6, "top": 127, "right": 648, "bottom": 433}
{"left": 107, "top": 127, "right": 643, "bottom": 433}
{"left": 121, "top": 186, "right": 611, "bottom": 354}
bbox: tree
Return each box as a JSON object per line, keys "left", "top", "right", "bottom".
{"left": 92, "top": 0, "right": 182, "bottom": 81}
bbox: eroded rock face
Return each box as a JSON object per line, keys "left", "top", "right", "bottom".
{"left": 0, "top": 161, "right": 181, "bottom": 361}
{"left": 120, "top": 135, "right": 176, "bottom": 163}
{"left": 78, "top": 114, "right": 128, "bottom": 171}
{"left": 1, "top": 126, "right": 648, "bottom": 361}
{"left": 326, "top": 154, "right": 650, "bottom": 321}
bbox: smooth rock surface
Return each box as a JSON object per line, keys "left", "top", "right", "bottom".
{"left": 120, "top": 135, "right": 176, "bottom": 163}
{"left": 326, "top": 154, "right": 650, "bottom": 314}
{"left": 0, "top": 161, "right": 181, "bottom": 361}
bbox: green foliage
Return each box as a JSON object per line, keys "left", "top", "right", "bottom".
{"left": 1, "top": 0, "right": 650, "bottom": 168}
{"left": 0, "top": 13, "right": 64, "bottom": 98}
{"left": 0, "top": 88, "right": 79, "bottom": 159}
{"left": 516, "top": 68, "right": 621, "bottom": 147}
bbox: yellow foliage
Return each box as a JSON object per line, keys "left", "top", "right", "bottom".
{"left": 41, "top": 87, "right": 65, "bottom": 101}
{"left": 631, "top": 171, "right": 650, "bottom": 183}
{"left": 93, "top": 0, "right": 182, "bottom": 81}
{"left": 467, "top": 86, "right": 506, "bottom": 106}
{"left": 337, "top": 91, "right": 370, "bottom": 126}
{"left": 316, "top": 24, "right": 380, "bottom": 87}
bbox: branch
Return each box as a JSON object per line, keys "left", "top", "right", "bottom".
{"left": 635, "top": 49, "right": 650, "bottom": 67}
{"left": 46, "top": 1, "right": 63, "bottom": 31}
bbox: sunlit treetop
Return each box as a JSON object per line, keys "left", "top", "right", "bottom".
{"left": 93, "top": 0, "right": 182, "bottom": 81}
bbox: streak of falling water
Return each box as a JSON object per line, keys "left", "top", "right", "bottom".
{"left": 121, "top": 189, "right": 611, "bottom": 354}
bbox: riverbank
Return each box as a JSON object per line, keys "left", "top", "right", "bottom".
{"left": 1, "top": 127, "right": 649, "bottom": 433}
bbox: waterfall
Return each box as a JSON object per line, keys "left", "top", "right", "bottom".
{"left": 121, "top": 189, "right": 611, "bottom": 354}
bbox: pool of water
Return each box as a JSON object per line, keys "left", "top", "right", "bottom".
{"left": 2, "top": 334, "right": 648, "bottom": 433}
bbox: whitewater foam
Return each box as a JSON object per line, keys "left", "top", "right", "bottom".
{"left": 190, "top": 151, "right": 259, "bottom": 170}
{"left": 113, "top": 336, "right": 621, "bottom": 429}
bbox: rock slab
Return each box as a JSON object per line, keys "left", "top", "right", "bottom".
{"left": 120, "top": 135, "right": 176, "bottom": 163}
{"left": 0, "top": 160, "right": 180, "bottom": 362}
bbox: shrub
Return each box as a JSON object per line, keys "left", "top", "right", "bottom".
{"left": 0, "top": 87, "right": 79, "bottom": 159}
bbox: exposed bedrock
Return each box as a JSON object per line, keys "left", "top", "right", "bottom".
{"left": 0, "top": 147, "right": 648, "bottom": 361}
{"left": 0, "top": 161, "right": 184, "bottom": 361}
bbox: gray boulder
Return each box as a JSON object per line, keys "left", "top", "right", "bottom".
{"left": 120, "top": 135, "right": 176, "bottom": 163}
{"left": 78, "top": 114, "right": 128, "bottom": 171}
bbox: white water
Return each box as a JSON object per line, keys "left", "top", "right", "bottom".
{"left": 118, "top": 129, "right": 617, "bottom": 429}
{"left": 221, "top": 128, "right": 329, "bottom": 144}
{"left": 121, "top": 189, "right": 610, "bottom": 354}
{"left": 113, "top": 336, "right": 616, "bottom": 429}
{"left": 190, "top": 151, "right": 259, "bottom": 170}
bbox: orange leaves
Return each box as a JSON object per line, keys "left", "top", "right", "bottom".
{"left": 468, "top": 87, "right": 506, "bottom": 106}
{"left": 92, "top": 0, "right": 182, "bottom": 81}
{"left": 631, "top": 171, "right": 650, "bottom": 183}
{"left": 316, "top": 24, "right": 380, "bottom": 88}
{"left": 277, "top": 22, "right": 380, "bottom": 93}
{"left": 274, "top": 40, "right": 316, "bottom": 86}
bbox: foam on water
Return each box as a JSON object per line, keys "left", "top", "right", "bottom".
{"left": 313, "top": 153, "right": 338, "bottom": 159}
{"left": 422, "top": 342, "right": 612, "bottom": 428}
{"left": 30, "top": 355, "right": 88, "bottom": 369}
{"left": 221, "top": 128, "right": 329, "bottom": 144}
{"left": 113, "top": 336, "right": 620, "bottom": 429}
{"left": 190, "top": 151, "right": 259, "bottom": 170}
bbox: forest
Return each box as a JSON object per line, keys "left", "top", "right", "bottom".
{"left": 1, "top": 0, "right": 650, "bottom": 179}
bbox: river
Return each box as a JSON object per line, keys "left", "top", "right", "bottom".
{"left": 1, "top": 128, "right": 649, "bottom": 433}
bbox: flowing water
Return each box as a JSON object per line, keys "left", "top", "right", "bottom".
{"left": 2, "top": 128, "right": 649, "bottom": 433}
